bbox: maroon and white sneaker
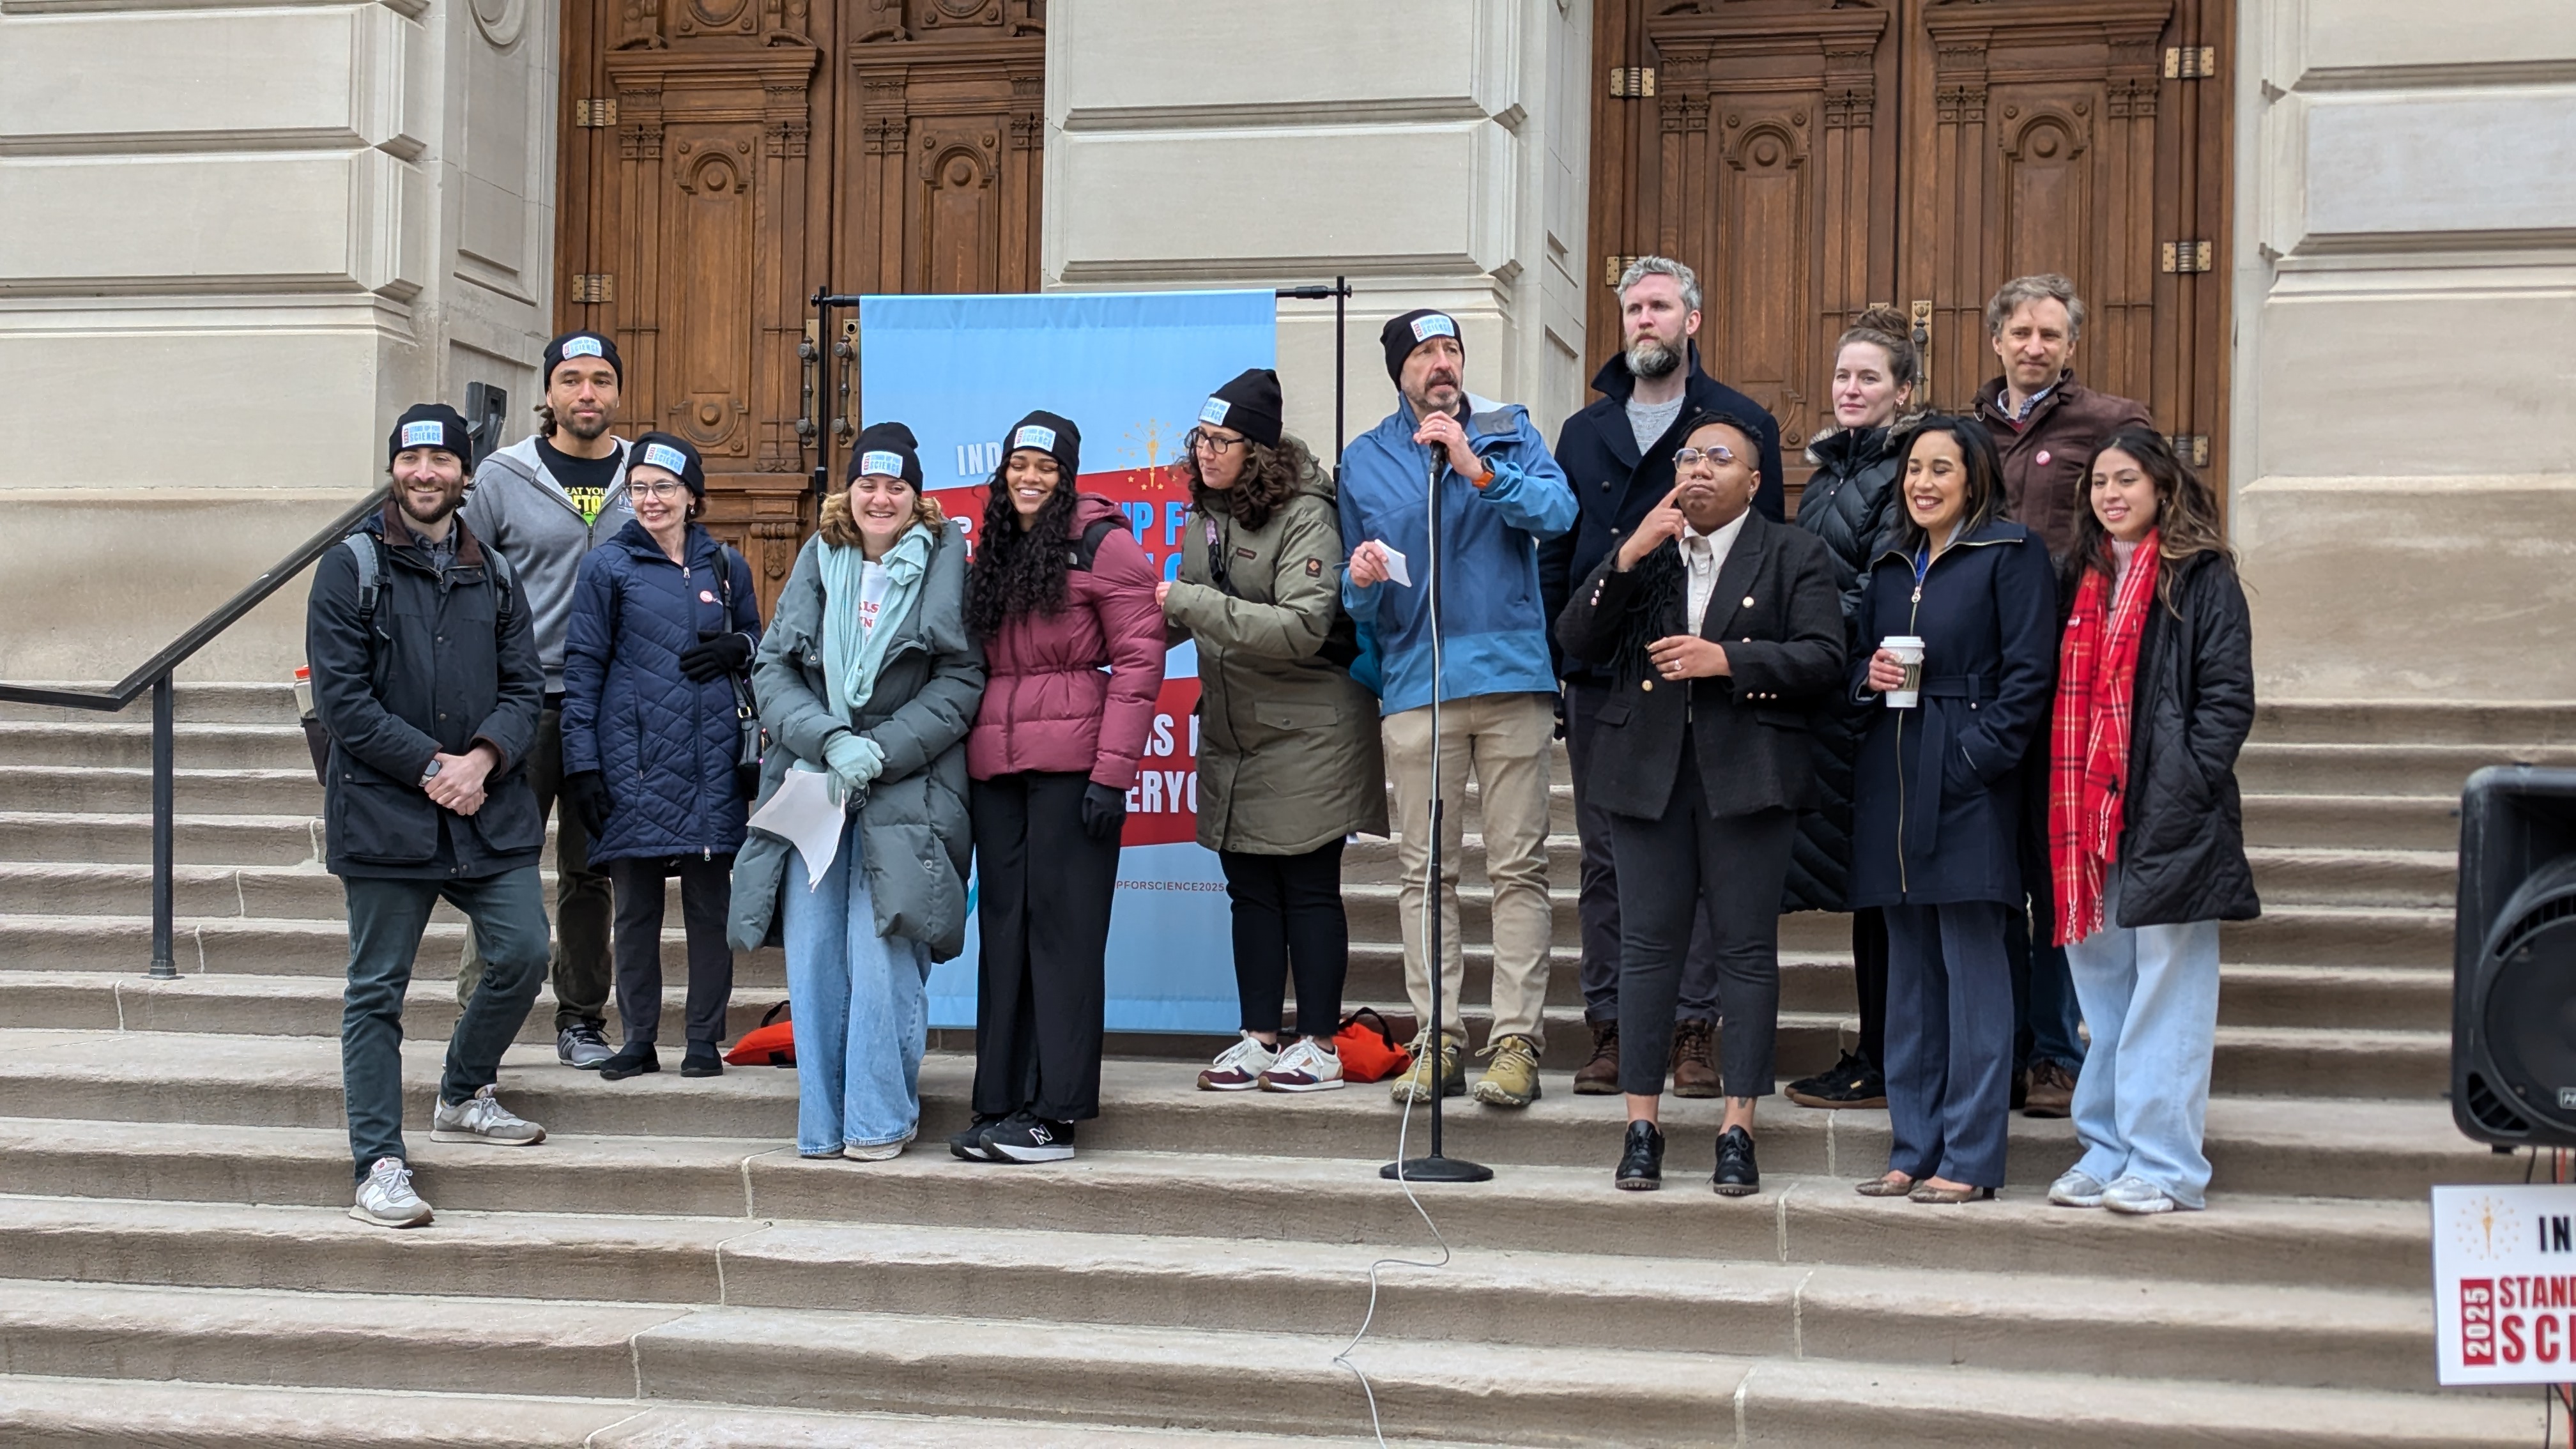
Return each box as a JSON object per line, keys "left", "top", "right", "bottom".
{"left": 1257, "top": 1037, "right": 1346, "bottom": 1093}
{"left": 1197, "top": 1032, "right": 1277, "bottom": 1091}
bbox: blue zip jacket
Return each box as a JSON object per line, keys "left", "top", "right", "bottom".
{"left": 561, "top": 519, "right": 763, "bottom": 864}
{"left": 1337, "top": 394, "right": 1577, "bottom": 715}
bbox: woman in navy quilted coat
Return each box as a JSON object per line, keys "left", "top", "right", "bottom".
{"left": 560, "top": 433, "right": 763, "bottom": 1081}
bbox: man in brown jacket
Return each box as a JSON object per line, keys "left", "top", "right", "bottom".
{"left": 1970, "top": 273, "right": 2153, "bottom": 1119}
{"left": 1972, "top": 274, "right": 2154, "bottom": 562}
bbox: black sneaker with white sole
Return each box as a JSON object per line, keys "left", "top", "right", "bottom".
{"left": 948, "top": 1113, "right": 1008, "bottom": 1162}
{"left": 980, "top": 1112, "right": 1075, "bottom": 1163}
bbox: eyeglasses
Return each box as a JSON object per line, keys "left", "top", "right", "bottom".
{"left": 1187, "top": 427, "right": 1246, "bottom": 456}
{"left": 1671, "top": 444, "right": 1736, "bottom": 471}
{"left": 631, "top": 480, "right": 691, "bottom": 500}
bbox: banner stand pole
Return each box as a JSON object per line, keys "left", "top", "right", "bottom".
{"left": 1275, "top": 280, "right": 1354, "bottom": 475}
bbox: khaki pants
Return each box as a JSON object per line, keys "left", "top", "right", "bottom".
{"left": 1381, "top": 692, "right": 1554, "bottom": 1048}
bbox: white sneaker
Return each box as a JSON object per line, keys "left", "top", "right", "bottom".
{"left": 430, "top": 1084, "right": 547, "bottom": 1146}
{"left": 1258, "top": 1037, "right": 1346, "bottom": 1093}
{"left": 2048, "top": 1168, "right": 2108, "bottom": 1208}
{"left": 2102, "top": 1174, "right": 2179, "bottom": 1215}
{"left": 1197, "top": 1032, "right": 1278, "bottom": 1091}
{"left": 845, "top": 1127, "right": 917, "bottom": 1163}
{"left": 349, "top": 1156, "right": 433, "bottom": 1229}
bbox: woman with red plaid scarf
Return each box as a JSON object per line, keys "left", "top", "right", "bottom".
{"left": 2043, "top": 428, "right": 2258, "bottom": 1216}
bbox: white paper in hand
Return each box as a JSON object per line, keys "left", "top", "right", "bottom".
{"left": 747, "top": 765, "right": 845, "bottom": 889}
{"left": 1379, "top": 545, "right": 1412, "bottom": 588}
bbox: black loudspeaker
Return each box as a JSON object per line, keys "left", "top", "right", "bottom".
{"left": 2453, "top": 765, "right": 2576, "bottom": 1145}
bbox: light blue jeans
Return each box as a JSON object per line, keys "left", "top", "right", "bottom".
{"left": 2064, "top": 875, "right": 2221, "bottom": 1208}
{"left": 782, "top": 817, "right": 933, "bottom": 1156}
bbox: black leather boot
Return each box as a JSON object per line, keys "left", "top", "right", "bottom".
{"left": 1615, "top": 1119, "right": 1664, "bottom": 1191}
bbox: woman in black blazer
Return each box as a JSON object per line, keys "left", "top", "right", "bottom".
{"left": 1555, "top": 412, "right": 1846, "bottom": 1195}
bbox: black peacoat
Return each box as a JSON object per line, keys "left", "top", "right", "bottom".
{"left": 1848, "top": 517, "right": 2058, "bottom": 908}
{"left": 1552, "top": 509, "right": 1846, "bottom": 822}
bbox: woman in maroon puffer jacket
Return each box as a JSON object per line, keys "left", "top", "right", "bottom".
{"left": 949, "top": 410, "right": 1167, "bottom": 1165}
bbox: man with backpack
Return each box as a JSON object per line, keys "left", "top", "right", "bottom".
{"left": 309, "top": 402, "right": 551, "bottom": 1229}
{"left": 452, "top": 330, "right": 633, "bottom": 1069}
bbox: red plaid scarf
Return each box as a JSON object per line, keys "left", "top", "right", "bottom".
{"left": 2050, "top": 532, "right": 2160, "bottom": 946}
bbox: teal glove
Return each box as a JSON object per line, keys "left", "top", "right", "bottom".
{"left": 821, "top": 730, "right": 884, "bottom": 804}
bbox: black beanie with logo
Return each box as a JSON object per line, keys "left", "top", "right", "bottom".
{"left": 1198, "top": 368, "right": 1284, "bottom": 449}
{"left": 542, "top": 330, "right": 623, "bottom": 387}
{"left": 1002, "top": 410, "right": 1082, "bottom": 479}
{"left": 850, "top": 421, "right": 925, "bottom": 488}
{"left": 629, "top": 431, "right": 707, "bottom": 500}
{"left": 1380, "top": 309, "right": 1462, "bottom": 383}
{"left": 387, "top": 402, "right": 473, "bottom": 468}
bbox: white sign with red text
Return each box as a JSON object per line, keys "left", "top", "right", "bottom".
{"left": 2434, "top": 1183, "right": 2576, "bottom": 1384}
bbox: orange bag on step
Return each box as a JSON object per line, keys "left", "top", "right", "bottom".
{"left": 724, "top": 1002, "right": 795, "bottom": 1067}
{"left": 1332, "top": 1009, "right": 1412, "bottom": 1083}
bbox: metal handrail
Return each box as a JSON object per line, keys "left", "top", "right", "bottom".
{"left": 0, "top": 483, "right": 391, "bottom": 977}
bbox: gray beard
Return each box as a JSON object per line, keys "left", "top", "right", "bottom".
{"left": 1625, "top": 338, "right": 1682, "bottom": 380}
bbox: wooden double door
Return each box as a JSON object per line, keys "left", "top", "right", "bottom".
{"left": 550, "top": 1, "right": 1046, "bottom": 613}
{"left": 1586, "top": 0, "right": 2233, "bottom": 507}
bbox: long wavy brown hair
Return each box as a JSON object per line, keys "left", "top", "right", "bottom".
{"left": 1180, "top": 433, "right": 1314, "bottom": 533}
{"left": 818, "top": 480, "right": 944, "bottom": 550}
{"left": 2069, "top": 425, "right": 2233, "bottom": 611}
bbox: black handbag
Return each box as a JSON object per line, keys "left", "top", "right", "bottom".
{"left": 717, "top": 554, "right": 766, "bottom": 797}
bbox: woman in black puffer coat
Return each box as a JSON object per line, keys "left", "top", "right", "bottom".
{"left": 1783, "top": 307, "right": 1918, "bottom": 1110}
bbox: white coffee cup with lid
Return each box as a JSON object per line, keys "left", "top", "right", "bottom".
{"left": 1882, "top": 636, "right": 1926, "bottom": 709}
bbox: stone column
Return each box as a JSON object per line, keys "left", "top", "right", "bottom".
{"left": 2231, "top": 0, "right": 2576, "bottom": 702}
{"left": 0, "top": 0, "right": 559, "bottom": 682}
{"left": 1041, "top": 0, "right": 1593, "bottom": 454}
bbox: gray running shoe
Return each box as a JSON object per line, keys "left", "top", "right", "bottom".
{"left": 557, "top": 1025, "right": 612, "bottom": 1070}
{"left": 349, "top": 1156, "right": 433, "bottom": 1229}
{"left": 2048, "top": 1168, "right": 2108, "bottom": 1208}
{"left": 2102, "top": 1174, "right": 2180, "bottom": 1215}
{"left": 431, "top": 1085, "right": 547, "bottom": 1146}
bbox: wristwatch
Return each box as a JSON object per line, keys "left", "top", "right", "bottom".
{"left": 418, "top": 758, "right": 443, "bottom": 788}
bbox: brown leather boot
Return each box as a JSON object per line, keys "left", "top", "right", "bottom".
{"left": 1572, "top": 1022, "right": 1620, "bottom": 1095}
{"left": 1671, "top": 1018, "right": 1721, "bottom": 1099}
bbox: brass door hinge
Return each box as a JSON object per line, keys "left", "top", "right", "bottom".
{"left": 568, "top": 273, "right": 615, "bottom": 304}
{"left": 2170, "top": 434, "right": 2212, "bottom": 468}
{"left": 1608, "top": 66, "right": 1657, "bottom": 98}
{"left": 1603, "top": 254, "right": 1642, "bottom": 288}
{"left": 573, "top": 98, "right": 619, "bottom": 128}
{"left": 2161, "top": 241, "right": 2214, "bottom": 274}
{"left": 2163, "top": 47, "right": 2218, "bottom": 80}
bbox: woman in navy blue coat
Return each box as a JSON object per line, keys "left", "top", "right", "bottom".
{"left": 1846, "top": 416, "right": 2056, "bottom": 1203}
{"left": 560, "top": 433, "right": 763, "bottom": 1080}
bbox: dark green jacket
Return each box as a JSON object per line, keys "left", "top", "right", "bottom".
{"left": 1165, "top": 441, "right": 1387, "bottom": 855}
{"left": 726, "top": 522, "right": 985, "bottom": 959}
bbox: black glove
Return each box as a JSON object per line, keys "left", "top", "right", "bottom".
{"left": 679, "top": 629, "right": 754, "bottom": 682}
{"left": 1079, "top": 781, "right": 1128, "bottom": 842}
{"left": 562, "top": 770, "right": 613, "bottom": 839}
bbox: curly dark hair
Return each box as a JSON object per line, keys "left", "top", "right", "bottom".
{"left": 1180, "top": 432, "right": 1314, "bottom": 533}
{"left": 2067, "top": 426, "right": 2235, "bottom": 612}
{"left": 966, "top": 462, "right": 1080, "bottom": 637}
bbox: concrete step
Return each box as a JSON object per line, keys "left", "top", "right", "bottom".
{"left": 2234, "top": 740, "right": 2576, "bottom": 798}
{"left": 0, "top": 765, "right": 320, "bottom": 816}
{"left": 2239, "top": 793, "right": 2460, "bottom": 852}
{"left": 2244, "top": 847, "right": 2455, "bottom": 910}
{"left": 0, "top": 912, "right": 792, "bottom": 985}
{"left": 0, "top": 810, "right": 321, "bottom": 867}
{"left": 0, "top": 1118, "right": 2457, "bottom": 1294}
{"left": 2216, "top": 964, "right": 2451, "bottom": 1033}
{"left": 2221, "top": 906, "right": 2450, "bottom": 969}
{"left": 2254, "top": 699, "right": 2576, "bottom": 747}
{"left": 0, "top": 1373, "right": 1449, "bottom": 1449}
{"left": 0, "top": 1200, "right": 2440, "bottom": 1395}
{"left": 0, "top": 1033, "right": 2507, "bottom": 1201}
{"left": 0, "top": 721, "right": 314, "bottom": 771}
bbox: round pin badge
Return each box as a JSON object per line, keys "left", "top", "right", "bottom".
{"left": 699, "top": 590, "right": 716, "bottom": 603}
{"left": 2035, "top": 449, "right": 2053, "bottom": 467}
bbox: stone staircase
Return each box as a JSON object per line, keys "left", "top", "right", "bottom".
{"left": 0, "top": 683, "right": 2565, "bottom": 1446}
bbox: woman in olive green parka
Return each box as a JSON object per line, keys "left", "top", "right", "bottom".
{"left": 1161, "top": 369, "right": 1386, "bottom": 1094}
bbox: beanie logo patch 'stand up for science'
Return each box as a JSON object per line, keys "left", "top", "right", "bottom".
{"left": 641, "top": 442, "right": 691, "bottom": 475}
{"left": 1198, "top": 397, "right": 1231, "bottom": 426}
{"left": 1411, "top": 313, "right": 1458, "bottom": 344}
{"left": 859, "top": 450, "right": 906, "bottom": 479}
{"left": 1013, "top": 424, "right": 1058, "bottom": 453}
{"left": 399, "top": 420, "right": 448, "bottom": 449}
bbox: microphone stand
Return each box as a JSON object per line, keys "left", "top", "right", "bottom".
{"left": 1384, "top": 406, "right": 1492, "bottom": 1185}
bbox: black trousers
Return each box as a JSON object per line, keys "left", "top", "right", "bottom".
{"left": 1853, "top": 905, "right": 1889, "bottom": 1071}
{"left": 1219, "top": 839, "right": 1347, "bottom": 1038}
{"left": 604, "top": 853, "right": 735, "bottom": 1050}
{"left": 970, "top": 771, "right": 1121, "bottom": 1123}
{"left": 1607, "top": 749, "right": 1798, "bottom": 1098}
{"left": 1565, "top": 680, "right": 1722, "bottom": 1025}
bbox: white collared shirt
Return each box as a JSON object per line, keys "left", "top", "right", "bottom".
{"left": 1680, "top": 510, "right": 1750, "bottom": 635}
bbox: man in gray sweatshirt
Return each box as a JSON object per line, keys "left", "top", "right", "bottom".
{"left": 452, "top": 330, "right": 634, "bottom": 1068}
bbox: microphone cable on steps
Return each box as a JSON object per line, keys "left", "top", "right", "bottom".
{"left": 1331, "top": 430, "right": 1462, "bottom": 1448}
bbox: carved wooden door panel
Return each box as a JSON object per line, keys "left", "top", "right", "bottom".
{"left": 553, "top": 1, "right": 1045, "bottom": 612}
{"left": 1587, "top": 0, "right": 2232, "bottom": 507}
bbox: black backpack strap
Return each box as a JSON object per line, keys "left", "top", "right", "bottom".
{"left": 1070, "top": 516, "right": 1124, "bottom": 571}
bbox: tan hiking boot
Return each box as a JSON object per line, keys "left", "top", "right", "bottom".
{"left": 1471, "top": 1033, "right": 1544, "bottom": 1108}
{"left": 1670, "top": 1018, "right": 1720, "bottom": 1099}
{"left": 1390, "top": 1034, "right": 1465, "bottom": 1103}
{"left": 1572, "top": 1022, "right": 1621, "bottom": 1096}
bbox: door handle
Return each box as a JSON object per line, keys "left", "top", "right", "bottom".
{"left": 1910, "top": 301, "right": 1933, "bottom": 408}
